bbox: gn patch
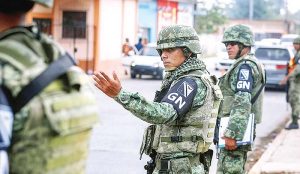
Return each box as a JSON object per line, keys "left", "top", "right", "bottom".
{"left": 161, "top": 78, "right": 197, "bottom": 118}
{"left": 236, "top": 63, "right": 253, "bottom": 93}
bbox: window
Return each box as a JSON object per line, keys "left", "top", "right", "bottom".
{"left": 62, "top": 11, "right": 86, "bottom": 38}
{"left": 255, "top": 48, "right": 290, "bottom": 61}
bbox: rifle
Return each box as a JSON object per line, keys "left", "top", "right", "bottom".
{"left": 213, "top": 117, "right": 220, "bottom": 159}
{"left": 285, "top": 62, "right": 290, "bottom": 103}
{"left": 144, "top": 150, "right": 157, "bottom": 174}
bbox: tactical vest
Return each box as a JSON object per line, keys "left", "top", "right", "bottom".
{"left": 218, "top": 54, "right": 265, "bottom": 123}
{"left": 149, "top": 71, "right": 222, "bottom": 154}
{"left": 0, "top": 27, "right": 98, "bottom": 174}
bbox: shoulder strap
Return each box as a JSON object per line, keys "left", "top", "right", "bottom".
{"left": 225, "top": 56, "right": 266, "bottom": 104}
{"left": 250, "top": 78, "right": 265, "bottom": 104}
{"left": 12, "top": 53, "right": 75, "bottom": 113}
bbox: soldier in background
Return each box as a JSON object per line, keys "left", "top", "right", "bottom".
{"left": 94, "top": 25, "right": 222, "bottom": 174}
{"left": 217, "top": 24, "right": 266, "bottom": 173}
{"left": 280, "top": 36, "right": 300, "bottom": 130}
{"left": 0, "top": 0, "right": 99, "bottom": 173}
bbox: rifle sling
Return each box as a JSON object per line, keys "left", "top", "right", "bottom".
{"left": 12, "top": 53, "right": 75, "bottom": 113}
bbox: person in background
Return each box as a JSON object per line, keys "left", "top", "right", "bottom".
{"left": 122, "top": 38, "right": 133, "bottom": 56}
{"left": 134, "top": 37, "right": 144, "bottom": 54}
{"left": 280, "top": 36, "right": 300, "bottom": 130}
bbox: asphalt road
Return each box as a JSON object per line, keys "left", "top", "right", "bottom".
{"left": 86, "top": 58, "right": 289, "bottom": 174}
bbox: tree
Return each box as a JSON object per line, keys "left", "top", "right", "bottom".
{"left": 194, "top": 3, "right": 228, "bottom": 34}
{"left": 226, "top": 0, "right": 285, "bottom": 20}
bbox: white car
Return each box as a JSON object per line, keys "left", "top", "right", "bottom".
{"left": 130, "top": 43, "right": 165, "bottom": 79}
{"left": 280, "top": 34, "right": 298, "bottom": 51}
{"left": 215, "top": 44, "right": 256, "bottom": 72}
{"left": 215, "top": 44, "right": 234, "bottom": 71}
{"left": 255, "top": 45, "right": 294, "bottom": 89}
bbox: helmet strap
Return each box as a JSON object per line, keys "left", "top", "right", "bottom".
{"left": 182, "top": 47, "right": 192, "bottom": 59}
{"left": 235, "top": 43, "right": 244, "bottom": 59}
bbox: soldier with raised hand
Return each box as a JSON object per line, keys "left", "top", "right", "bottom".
{"left": 94, "top": 25, "right": 222, "bottom": 174}
{"left": 0, "top": 0, "right": 99, "bottom": 174}
{"left": 280, "top": 36, "right": 300, "bottom": 130}
{"left": 216, "top": 24, "right": 266, "bottom": 173}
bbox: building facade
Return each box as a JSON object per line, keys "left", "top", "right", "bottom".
{"left": 25, "top": 0, "right": 196, "bottom": 74}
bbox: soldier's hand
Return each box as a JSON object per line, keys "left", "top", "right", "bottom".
{"left": 223, "top": 137, "right": 237, "bottom": 151}
{"left": 279, "top": 76, "right": 288, "bottom": 85}
{"left": 93, "top": 71, "right": 122, "bottom": 98}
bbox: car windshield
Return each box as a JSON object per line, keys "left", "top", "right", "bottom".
{"left": 255, "top": 48, "right": 290, "bottom": 61}
{"left": 142, "top": 46, "right": 160, "bottom": 56}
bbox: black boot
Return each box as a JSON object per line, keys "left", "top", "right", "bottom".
{"left": 285, "top": 122, "right": 299, "bottom": 130}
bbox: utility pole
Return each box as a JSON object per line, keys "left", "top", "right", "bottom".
{"left": 284, "top": 0, "right": 289, "bottom": 33}
{"left": 249, "top": 0, "right": 253, "bottom": 20}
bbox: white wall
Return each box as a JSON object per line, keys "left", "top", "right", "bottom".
{"left": 99, "top": 0, "right": 137, "bottom": 61}
{"left": 122, "top": 0, "right": 137, "bottom": 51}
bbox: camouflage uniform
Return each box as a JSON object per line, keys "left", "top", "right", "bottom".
{"left": 217, "top": 25, "right": 265, "bottom": 174}
{"left": 0, "top": 1, "right": 99, "bottom": 174}
{"left": 286, "top": 36, "right": 300, "bottom": 129}
{"left": 114, "top": 25, "right": 222, "bottom": 174}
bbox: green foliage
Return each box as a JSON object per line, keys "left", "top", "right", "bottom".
{"left": 194, "top": 5, "right": 228, "bottom": 34}
{"left": 226, "top": 0, "right": 284, "bottom": 20}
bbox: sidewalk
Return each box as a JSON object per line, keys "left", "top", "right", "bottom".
{"left": 249, "top": 120, "right": 300, "bottom": 174}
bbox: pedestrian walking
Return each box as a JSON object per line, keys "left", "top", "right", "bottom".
{"left": 122, "top": 38, "right": 133, "bottom": 56}
{"left": 216, "top": 24, "right": 266, "bottom": 174}
{"left": 280, "top": 36, "right": 300, "bottom": 130}
{"left": 93, "top": 25, "right": 222, "bottom": 174}
{"left": 0, "top": 1, "right": 99, "bottom": 173}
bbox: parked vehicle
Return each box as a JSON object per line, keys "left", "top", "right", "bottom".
{"left": 130, "top": 43, "right": 165, "bottom": 79}
{"left": 215, "top": 44, "right": 233, "bottom": 71}
{"left": 280, "top": 34, "right": 298, "bottom": 51}
{"left": 256, "top": 38, "right": 281, "bottom": 47}
{"left": 255, "top": 45, "right": 294, "bottom": 89}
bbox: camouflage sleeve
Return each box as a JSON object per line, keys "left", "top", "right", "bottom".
{"left": 290, "top": 53, "right": 300, "bottom": 78}
{"left": 114, "top": 77, "right": 207, "bottom": 125}
{"left": 114, "top": 89, "right": 178, "bottom": 124}
{"left": 224, "top": 61, "right": 259, "bottom": 140}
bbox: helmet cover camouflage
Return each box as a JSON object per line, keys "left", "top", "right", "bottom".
{"left": 29, "top": 0, "right": 53, "bottom": 7}
{"left": 222, "top": 24, "right": 254, "bottom": 46}
{"left": 293, "top": 36, "right": 300, "bottom": 44}
{"left": 156, "top": 25, "right": 202, "bottom": 54}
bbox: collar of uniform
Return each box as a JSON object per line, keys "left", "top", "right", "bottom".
{"left": 160, "top": 57, "right": 206, "bottom": 90}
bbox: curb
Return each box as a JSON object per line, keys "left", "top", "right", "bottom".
{"left": 249, "top": 120, "right": 300, "bottom": 174}
{"left": 248, "top": 130, "right": 287, "bottom": 174}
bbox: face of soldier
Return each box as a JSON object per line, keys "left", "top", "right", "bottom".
{"left": 224, "top": 41, "right": 250, "bottom": 59}
{"left": 161, "top": 47, "right": 186, "bottom": 71}
{"left": 224, "top": 42, "right": 239, "bottom": 59}
{"left": 293, "top": 43, "right": 300, "bottom": 51}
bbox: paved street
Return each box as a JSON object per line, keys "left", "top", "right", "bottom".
{"left": 86, "top": 58, "right": 289, "bottom": 174}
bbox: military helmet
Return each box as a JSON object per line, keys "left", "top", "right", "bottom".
{"left": 293, "top": 36, "right": 300, "bottom": 44}
{"left": 156, "top": 25, "right": 201, "bottom": 54}
{"left": 30, "top": 0, "right": 53, "bottom": 7}
{"left": 222, "top": 24, "right": 254, "bottom": 46}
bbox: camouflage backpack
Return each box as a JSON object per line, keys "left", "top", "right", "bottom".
{"left": 0, "top": 26, "right": 99, "bottom": 174}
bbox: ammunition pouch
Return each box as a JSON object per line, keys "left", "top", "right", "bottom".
{"left": 140, "top": 124, "right": 156, "bottom": 158}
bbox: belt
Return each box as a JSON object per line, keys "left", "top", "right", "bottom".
{"left": 160, "top": 135, "right": 203, "bottom": 143}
